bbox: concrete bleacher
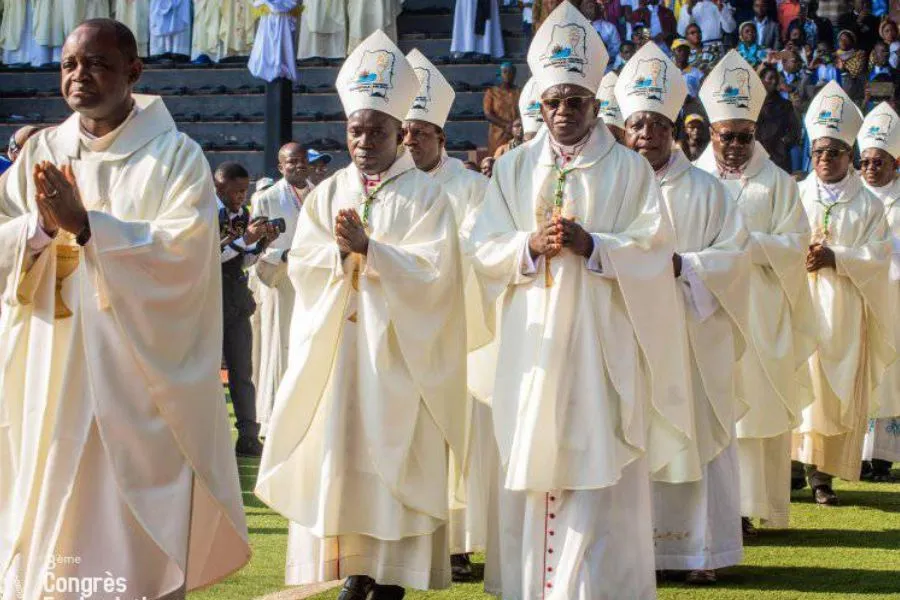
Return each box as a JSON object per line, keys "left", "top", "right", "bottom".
{"left": 0, "top": 0, "right": 530, "bottom": 176}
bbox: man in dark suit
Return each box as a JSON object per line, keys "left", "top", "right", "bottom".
{"left": 215, "top": 161, "right": 281, "bottom": 458}
{"left": 631, "top": 0, "right": 678, "bottom": 42}
{"left": 754, "top": 0, "right": 783, "bottom": 48}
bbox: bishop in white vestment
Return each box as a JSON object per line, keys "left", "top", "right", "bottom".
{"left": 696, "top": 50, "right": 816, "bottom": 528}
{"left": 0, "top": 21, "right": 249, "bottom": 600}
{"left": 617, "top": 42, "right": 751, "bottom": 582}
{"left": 597, "top": 71, "right": 625, "bottom": 143}
{"left": 858, "top": 102, "right": 900, "bottom": 471}
{"left": 403, "top": 49, "right": 497, "bottom": 584}
{"left": 518, "top": 77, "right": 544, "bottom": 141}
{"left": 464, "top": 6, "right": 694, "bottom": 598}
{"left": 251, "top": 142, "right": 312, "bottom": 437}
{"left": 256, "top": 31, "right": 466, "bottom": 599}
{"left": 794, "top": 82, "right": 894, "bottom": 503}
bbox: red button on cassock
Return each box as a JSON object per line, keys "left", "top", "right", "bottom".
{"left": 549, "top": 513, "right": 556, "bottom": 519}
{"left": 549, "top": 530, "right": 555, "bottom": 536}
{"left": 548, "top": 548, "right": 554, "bottom": 554}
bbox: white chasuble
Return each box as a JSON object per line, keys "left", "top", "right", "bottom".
{"left": 651, "top": 150, "right": 749, "bottom": 571}
{"left": 251, "top": 178, "right": 306, "bottom": 437}
{"left": 463, "top": 123, "right": 693, "bottom": 600}
{"left": 255, "top": 151, "right": 466, "bottom": 590}
{"left": 695, "top": 143, "right": 816, "bottom": 526}
{"left": 794, "top": 173, "right": 894, "bottom": 481}
{"left": 0, "top": 95, "right": 249, "bottom": 600}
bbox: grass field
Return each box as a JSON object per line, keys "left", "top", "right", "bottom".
{"left": 190, "top": 404, "right": 900, "bottom": 600}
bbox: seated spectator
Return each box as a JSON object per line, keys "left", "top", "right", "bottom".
{"left": 632, "top": 22, "right": 652, "bottom": 45}
{"left": 880, "top": 18, "right": 900, "bottom": 68}
{"left": 786, "top": 22, "right": 815, "bottom": 63}
{"left": 869, "top": 40, "right": 896, "bottom": 79}
{"left": 738, "top": 20, "right": 768, "bottom": 64}
{"left": 810, "top": 38, "right": 841, "bottom": 85}
{"left": 779, "top": 48, "right": 814, "bottom": 104}
{"left": 494, "top": 118, "right": 525, "bottom": 157}
{"left": 778, "top": 0, "right": 802, "bottom": 40}
{"left": 836, "top": 29, "right": 868, "bottom": 100}
{"left": 788, "top": 0, "right": 834, "bottom": 49}
{"left": 630, "top": 0, "right": 679, "bottom": 41}
{"left": 839, "top": 0, "right": 881, "bottom": 52}
{"left": 757, "top": 64, "right": 803, "bottom": 172}
{"left": 618, "top": 40, "right": 638, "bottom": 68}
{"left": 672, "top": 38, "right": 705, "bottom": 95}
{"left": 679, "top": 113, "right": 710, "bottom": 160}
{"left": 754, "top": 0, "right": 782, "bottom": 48}
{"left": 593, "top": 0, "right": 624, "bottom": 65}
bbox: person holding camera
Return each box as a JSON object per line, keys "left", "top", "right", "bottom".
{"left": 250, "top": 142, "right": 311, "bottom": 437}
{"left": 216, "top": 161, "right": 282, "bottom": 458}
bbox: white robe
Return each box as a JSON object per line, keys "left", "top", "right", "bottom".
{"left": 2, "top": 0, "right": 63, "bottom": 66}
{"left": 346, "top": 0, "right": 399, "bottom": 54}
{"left": 248, "top": 1, "right": 299, "bottom": 82}
{"left": 64, "top": 0, "right": 111, "bottom": 36}
{"left": 651, "top": 150, "right": 749, "bottom": 571}
{"left": 114, "top": 0, "right": 150, "bottom": 57}
{"left": 0, "top": 95, "right": 249, "bottom": 600}
{"left": 863, "top": 176, "right": 900, "bottom": 463}
{"left": 251, "top": 179, "right": 306, "bottom": 437}
{"left": 255, "top": 151, "right": 466, "bottom": 590}
{"left": 695, "top": 143, "right": 816, "bottom": 527}
{"left": 190, "top": 0, "right": 221, "bottom": 61}
{"left": 450, "top": 0, "right": 505, "bottom": 58}
{"left": 794, "top": 172, "right": 894, "bottom": 481}
{"left": 219, "top": 0, "right": 258, "bottom": 59}
{"left": 150, "top": 0, "right": 190, "bottom": 57}
{"left": 464, "top": 123, "right": 694, "bottom": 599}
{"left": 297, "top": 0, "right": 346, "bottom": 59}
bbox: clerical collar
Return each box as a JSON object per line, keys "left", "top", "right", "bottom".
{"left": 79, "top": 104, "right": 140, "bottom": 152}
{"left": 816, "top": 171, "right": 851, "bottom": 204}
{"left": 549, "top": 131, "right": 591, "bottom": 168}
{"left": 867, "top": 178, "right": 896, "bottom": 201}
{"left": 716, "top": 156, "right": 751, "bottom": 180}
{"left": 361, "top": 171, "right": 383, "bottom": 194}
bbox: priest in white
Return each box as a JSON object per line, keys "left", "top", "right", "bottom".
{"left": 297, "top": 0, "right": 346, "bottom": 60}
{"left": 617, "top": 42, "right": 751, "bottom": 585}
{"left": 347, "top": 0, "right": 400, "bottom": 53}
{"left": 219, "top": 0, "right": 258, "bottom": 59}
{"left": 450, "top": 0, "right": 505, "bottom": 58}
{"left": 255, "top": 31, "right": 467, "bottom": 599}
{"left": 858, "top": 102, "right": 900, "bottom": 476}
{"left": 794, "top": 82, "right": 894, "bottom": 505}
{"left": 0, "top": 20, "right": 249, "bottom": 599}
{"left": 696, "top": 50, "right": 816, "bottom": 530}
{"left": 65, "top": 0, "right": 111, "bottom": 36}
{"left": 518, "top": 77, "right": 544, "bottom": 141}
{"left": 150, "top": 0, "right": 190, "bottom": 57}
{"left": 248, "top": 0, "right": 300, "bottom": 82}
{"left": 0, "top": 0, "right": 65, "bottom": 66}
{"left": 114, "top": 0, "right": 150, "bottom": 57}
{"left": 252, "top": 142, "right": 312, "bottom": 437}
{"left": 464, "top": 5, "right": 694, "bottom": 598}
{"left": 597, "top": 71, "right": 625, "bottom": 143}
{"left": 403, "top": 48, "right": 495, "bottom": 584}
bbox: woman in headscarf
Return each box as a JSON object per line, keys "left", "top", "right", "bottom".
{"left": 483, "top": 62, "right": 521, "bottom": 154}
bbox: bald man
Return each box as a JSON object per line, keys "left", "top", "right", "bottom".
{"left": 251, "top": 142, "right": 311, "bottom": 436}
{"left": 0, "top": 19, "right": 249, "bottom": 598}
{"left": 1, "top": 126, "right": 40, "bottom": 175}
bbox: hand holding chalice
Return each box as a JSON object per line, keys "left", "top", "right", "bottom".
{"left": 33, "top": 162, "right": 88, "bottom": 319}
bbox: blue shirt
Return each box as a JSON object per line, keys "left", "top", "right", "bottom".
{"left": 0, "top": 157, "right": 11, "bottom": 176}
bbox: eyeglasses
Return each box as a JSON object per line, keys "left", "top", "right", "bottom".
{"left": 540, "top": 95, "right": 596, "bottom": 111}
{"left": 714, "top": 130, "right": 755, "bottom": 145}
{"left": 811, "top": 147, "right": 849, "bottom": 160}
{"left": 860, "top": 157, "right": 887, "bottom": 169}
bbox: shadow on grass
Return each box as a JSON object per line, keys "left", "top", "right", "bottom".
{"left": 661, "top": 566, "right": 900, "bottom": 594}
{"left": 746, "top": 528, "right": 900, "bottom": 550}
{"left": 248, "top": 526, "right": 289, "bottom": 535}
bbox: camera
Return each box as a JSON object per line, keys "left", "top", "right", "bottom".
{"left": 269, "top": 217, "right": 287, "bottom": 233}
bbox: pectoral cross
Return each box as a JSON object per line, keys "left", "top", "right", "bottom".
{"left": 347, "top": 189, "right": 376, "bottom": 323}
{"left": 545, "top": 167, "right": 571, "bottom": 288}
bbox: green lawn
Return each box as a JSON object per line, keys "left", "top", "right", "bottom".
{"left": 192, "top": 403, "right": 900, "bottom": 600}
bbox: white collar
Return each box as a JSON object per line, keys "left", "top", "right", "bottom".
{"left": 217, "top": 198, "right": 243, "bottom": 219}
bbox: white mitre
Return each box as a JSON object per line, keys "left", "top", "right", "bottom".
{"left": 527, "top": 1, "right": 609, "bottom": 96}
{"left": 805, "top": 81, "right": 863, "bottom": 147}
{"left": 858, "top": 101, "right": 900, "bottom": 158}
{"left": 519, "top": 77, "right": 544, "bottom": 134}
{"left": 699, "top": 50, "right": 764, "bottom": 123}
{"left": 405, "top": 49, "right": 455, "bottom": 129}
{"left": 336, "top": 30, "right": 418, "bottom": 122}
{"left": 615, "top": 42, "right": 686, "bottom": 124}
{"left": 596, "top": 72, "right": 625, "bottom": 129}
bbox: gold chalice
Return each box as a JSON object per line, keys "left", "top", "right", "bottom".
{"left": 54, "top": 242, "right": 80, "bottom": 319}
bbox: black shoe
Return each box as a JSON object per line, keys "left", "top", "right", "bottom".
{"left": 337, "top": 575, "right": 375, "bottom": 600}
{"left": 451, "top": 553, "right": 474, "bottom": 582}
{"left": 235, "top": 436, "right": 263, "bottom": 458}
{"left": 741, "top": 516, "right": 758, "bottom": 537}
{"left": 791, "top": 476, "right": 808, "bottom": 491}
{"left": 372, "top": 584, "right": 405, "bottom": 600}
{"left": 812, "top": 484, "right": 839, "bottom": 505}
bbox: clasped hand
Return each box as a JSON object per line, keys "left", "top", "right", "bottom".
{"left": 529, "top": 215, "right": 593, "bottom": 260}
{"left": 33, "top": 161, "right": 88, "bottom": 236}
{"left": 335, "top": 209, "right": 369, "bottom": 256}
{"left": 806, "top": 243, "right": 836, "bottom": 272}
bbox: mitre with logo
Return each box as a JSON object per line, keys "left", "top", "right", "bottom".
{"left": 858, "top": 101, "right": 900, "bottom": 158}
{"left": 699, "top": 50, "right": 764, "bottom": 123}
{"left": 405, "top": 48, "right": 455, "bottom": 129}
{"left": 615, "top": 42, "right": 686, "bottom": 124}
{"left": 596, "top": 71, "right": 625, "bottom": 129}
{"left": 519, "top": 77, "right": 544, "bottom": 134}
{"left": 336, "top": 29, "right": 419, "bottom": 122}
{"left": 527, "top": 1, "right": 609, "bottom": 96}
{"left": 805, "top": 81, "right": 863, "bottom": 147}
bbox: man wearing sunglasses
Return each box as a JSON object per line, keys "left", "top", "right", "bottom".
{"left": 402, "top": 49, "right": 494, "bottom": 584}
{"left": 465, "top": 4, "right": 694, "bottom": 598}
{"left": 696, "top": 50, "right": 816, "bottom": 535}
{"left": 794, "top": 82, "right": 893, "bottom": 506}
{"left": 857, "top": 102, "right": 900, "bottom": 482}
{"left": 617, "top": 42, "right": 751, "bottom": 586}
